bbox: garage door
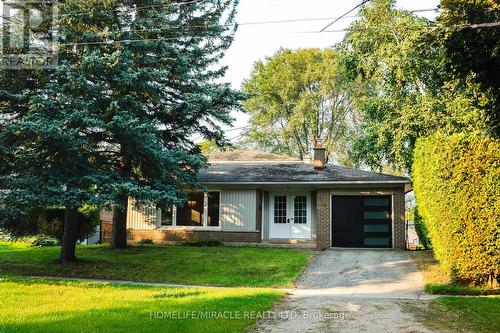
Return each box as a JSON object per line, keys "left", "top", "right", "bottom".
{"left": 332, "top": 196, "right": 392, "bottom": 248}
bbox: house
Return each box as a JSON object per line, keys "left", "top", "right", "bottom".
{"left": 101, "top": 143, "right": 410, "bottom": 249}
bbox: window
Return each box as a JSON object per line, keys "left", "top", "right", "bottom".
{"left": 364, "top": 237, "right": 390, "bottom": 246}
{"left": 274, "top": 196, "right": 287, "bottom": 224}
{"left": 160, "top": 206, "right": 174, "bottom": 226}
{"left": 294, "top": 196, "right": 307, "bottom": 224}
{"left": 364, "top": 198, "right": 389, "bottom": 207}
{"left": 364, "top": 224, "right": 389, "bottom": 233}
{"left": 176, "top": 192, "right": 204, "bottom": 226}
{"left": 364, "top": 211, "right": 390, "bottom": 220}
{"left": 159, "top": 191, "right": 220, "bottom": 228}
{"left": 207, "top": 191, "right": 220, "bottom": 227}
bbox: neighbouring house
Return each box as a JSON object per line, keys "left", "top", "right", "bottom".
{"left": 101, "top": 143, "right": 411, "bottom": 249}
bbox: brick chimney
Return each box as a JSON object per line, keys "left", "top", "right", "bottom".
{"left": 313, "top": 140, "right": 326, "bottom": 170}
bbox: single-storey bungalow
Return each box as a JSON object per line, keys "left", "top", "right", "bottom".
{"left": 101, "top": 144, "right": 411, "bottom": 250}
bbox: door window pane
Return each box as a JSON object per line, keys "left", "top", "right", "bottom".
{"left": 364, "top": 237, "right": 390, "bottom": 246}
{"left": 176, "top": 192, "right": 204, "bottom": 226}
{"left": 294, "top": 196, "right": 307, "bottom": 224}
{"left": 364, "top": 198, "right": 390, "bottom": 207}
{"left": 207, "top": 191, "right": 220, "bottom": 227}
{"left": 364, "top": 224, "right": 389, "bottom": 233}
{"left": 364, "top": 211, "right": 390, "bottom": 219}
{"left": 160, "top": 206, "right": 173, "bottom": 226}
{"left": 274, "top": 196, "right": 287, "bottom": 224}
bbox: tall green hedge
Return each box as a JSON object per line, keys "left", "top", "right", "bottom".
{"left": 413, "top": 132, "right": 499, "bottom": 285}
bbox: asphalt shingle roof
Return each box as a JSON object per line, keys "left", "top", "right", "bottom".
{"left": 199, "top": 162, "right": 409, "bottom": 184}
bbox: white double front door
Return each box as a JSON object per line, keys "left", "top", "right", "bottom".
{"left": 270, "top": 193, "right": 311, "bottom": 239}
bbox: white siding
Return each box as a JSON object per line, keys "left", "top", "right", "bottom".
{"left": 221, "top": 189, "right": 257, "bottom": 231}
{"left": 126, "top": 198, "right": 157, "bottom": 230}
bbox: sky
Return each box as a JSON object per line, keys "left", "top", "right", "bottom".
{"left": 220, "top": 0, "right": 441, "bottom": 140}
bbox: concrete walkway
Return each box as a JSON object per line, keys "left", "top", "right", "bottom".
{"left": 254, "top": 249, "right": 441, "bottom": 333}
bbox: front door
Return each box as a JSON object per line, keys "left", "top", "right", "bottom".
{"left": 270, "top": 194, "right": 311, "bottom": 239}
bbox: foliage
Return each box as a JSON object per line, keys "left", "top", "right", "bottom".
{"left": 37, "top": 206, "right": 100, "bottom": 242}
{"left": 135, "top": 239, "right": 155, "bottom": 245}
{"left": 241, "top": 48, "right": 354, "bottom": 163}
{"left": 437, "top": 0, "right": 500, "bottom": 134}
{"left": 413, "top": 132, "right": 500, "bottom": 285}
{"left": 29, "top": 235, "right": 60, "bottom": 247}
{"left": 0, "top": 0, "right": 242, "bottom": 255}
{"left": 0, "top": 278, "right": 282, "bottom": 333}
{"left": 413, "top": 207, "right": 431, "bottom": 249}
{"left": 0, "top": 241, "right": 314, "bottom": 288}
{"left": 410, "top": 250, "right": 499, "bottom": 295}
{"left": 199, "top": 141, "right": 230, "bottom": 156}
{"left": 338, "top": 0, "right": 493, "bottom": 172}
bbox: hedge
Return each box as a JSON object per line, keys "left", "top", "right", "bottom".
{"left": 413, "top": 132, "right": 499, "bottom": 285}
{"left": 37, "top": 205, "right": 100, "bottom": 242}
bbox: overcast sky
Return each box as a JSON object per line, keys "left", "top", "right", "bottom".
{"left": 221, "top": 0, "right": 441, "bottom": 140}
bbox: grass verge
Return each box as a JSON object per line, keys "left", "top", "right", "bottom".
{"left": 410, "top": 250, "right": 499, "bottom": 295}
{"left": 406, "top": 296, "right": 500, "bottom": 333}
{"left": 0, "top": 277, "right": 283, "bottom": 333}
{"left": 0, "top": 241, "right": 314, "bottom": 287}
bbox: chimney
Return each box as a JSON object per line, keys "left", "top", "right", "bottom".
{"left": 313, "top": 140, "right": 326, "bottom": 170}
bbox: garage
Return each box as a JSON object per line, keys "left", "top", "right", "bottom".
{"left": 332, "top": 196, "right": 392, "bottom": 248}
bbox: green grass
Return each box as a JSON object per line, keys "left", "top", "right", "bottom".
{"left": 0, "top": 277, "right": 283, "bottom": 333}
{"left": 410, "top": 250, "right": 499, "bottom": 295}
{"left": 0, "top": 241, "right": 314, "bottom": 287}
{"left": 409, "top": 296, "right": 500, "bottom": 333}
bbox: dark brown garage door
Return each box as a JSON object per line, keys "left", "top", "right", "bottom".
{"left": 332, "top": 196, "right": 392, "bottom": 248}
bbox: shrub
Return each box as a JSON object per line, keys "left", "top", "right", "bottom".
{"left": 136, "top": 239, "right": 155, "bottom": 245}
{"left": 30, "top": 235, "right": 60, "bottom": 247}
{"left": 37, "top": 205, "right": 100, "bottom": 242}
{"left": 413, "top": 207, "right": 432, "bottom": 249}
{"left": 413, "top": 132, "right": 499, "bottom": 285}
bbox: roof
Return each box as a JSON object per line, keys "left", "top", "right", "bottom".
{"left": 208, "top": 149, "right": 300, "bottom": 162}
{"left": 199, "top": 161, "right": 409, "bottom": 185}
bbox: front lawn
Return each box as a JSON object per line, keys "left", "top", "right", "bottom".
{"left": 0, "top": 241, "right": 314, "bottom": 287}
{"left": 410, "top": 250, "right": 499, "bottom": 295}
{"left": 0, "top": 277, "right": 282, "bottom": 333}
{"left": 408, "top": 296, "right": 500, "bottom": 333}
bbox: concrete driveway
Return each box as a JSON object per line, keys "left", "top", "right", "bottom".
{"left": 254, "top": 249, "right": 439, "bottom": 333}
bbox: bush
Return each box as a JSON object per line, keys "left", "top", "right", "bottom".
{"left": 413, "top": 207, "right": 432, "bottom": 249}
{"left": 413, "top": 132, "right": 499, "bottom": 285}
{"left": 37, "top": 205, "right": 100, "bottom": 242}
{"left": 136, "top": 239, "right": 155, "bottom": 245}
{"left": 30, "top": 235, "right": 60, "bottom": 247}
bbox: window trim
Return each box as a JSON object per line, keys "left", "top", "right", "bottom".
{"left": 157, "top": 190, "right": 222, "bottom": 230}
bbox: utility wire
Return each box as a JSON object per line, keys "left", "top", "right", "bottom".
{"left": 320, "top": 0, "right": 370, "bottom": 32}
{"left": 239, "top": 8, "right": 438, "bottom": 26}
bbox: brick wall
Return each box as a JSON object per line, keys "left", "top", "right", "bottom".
{"left": 392, "top": 189, "right": 406, "bottom": 249}
{"left": 100, "top": 225, "right": 261, "bottom": 244}
{"left": 316, "top": 189, "right": 331, "bottom": 250}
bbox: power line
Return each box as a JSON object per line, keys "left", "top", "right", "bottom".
{"left": 238, "top": 8, "right": 439, "bottom": 26}
{"left": 319, "top": 0, "right": 370, "bottom": 32}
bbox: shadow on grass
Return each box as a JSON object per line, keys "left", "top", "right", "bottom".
{"left": 0, "top": 280, "right": 282, "bottom": 333}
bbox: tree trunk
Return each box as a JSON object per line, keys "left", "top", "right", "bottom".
{"left": 59, "top": 206, "right": 79, "bottom": 263}
{"left": 112, "top": 193, "right": 128, "bottom": 249}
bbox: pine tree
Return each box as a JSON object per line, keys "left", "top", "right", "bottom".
{"left": 0, "top": 0, "right": 242, "bottom": 258}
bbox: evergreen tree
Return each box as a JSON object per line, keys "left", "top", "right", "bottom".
{"left": 0, "top": 0, "right": 242, "bottom": 259}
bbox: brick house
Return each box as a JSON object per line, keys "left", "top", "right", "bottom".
{"left": 102, "top": 144, "right": 410, "bottom": 250}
